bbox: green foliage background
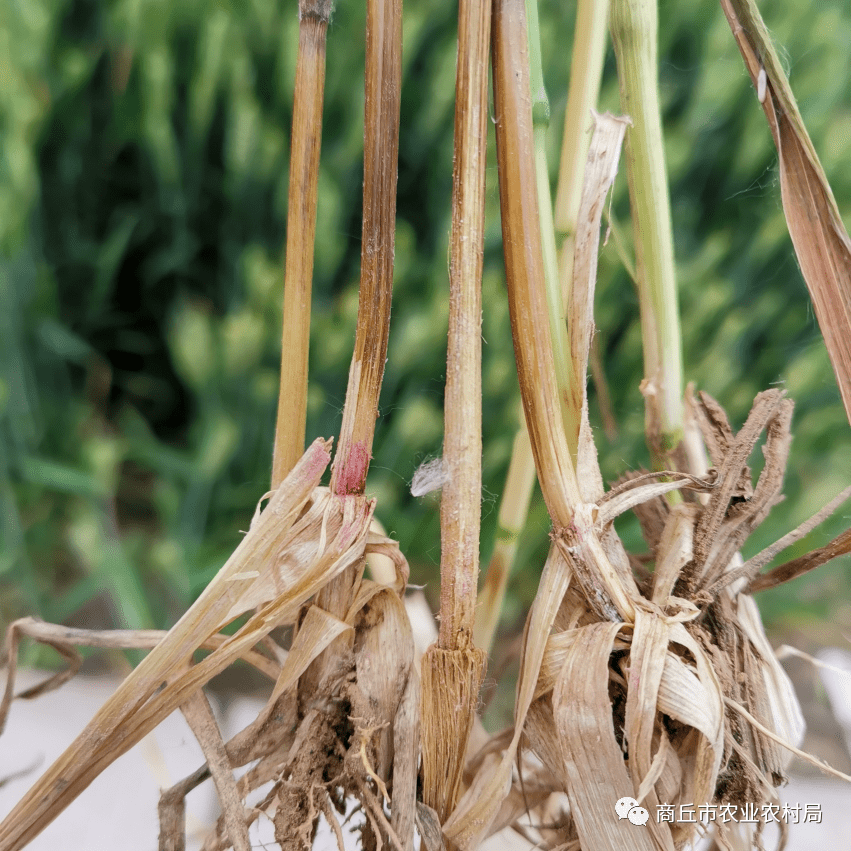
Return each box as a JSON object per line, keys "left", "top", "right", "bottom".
{"left": 2, "top": 0, "right": 851, "bottom": 657}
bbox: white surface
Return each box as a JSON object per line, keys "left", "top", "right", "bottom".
{"left": 0, "top": 669, "right": 217, "bottom": 850}
{"left": 818, "top": 647, "right": 851, "bottom": 760}
{"left": 2, "top": 659, "right": 851, "bottom": 850}
{"left": 0, "top": 671, "right": 368, "bottom": 850}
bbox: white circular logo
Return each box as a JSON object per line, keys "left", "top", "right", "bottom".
{"left": 628, "top": 805, "right": 650, "bottom": 826}
{"left": 615, "top": 796, "right": 639, "bottom": 819}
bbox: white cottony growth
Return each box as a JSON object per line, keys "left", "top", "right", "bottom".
{"left": 410, "top": 457, "right": 446, "bottom": 497}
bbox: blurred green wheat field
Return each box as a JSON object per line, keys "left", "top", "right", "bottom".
{"left": 2, "top": 0, "right": 850, "bottom": 661}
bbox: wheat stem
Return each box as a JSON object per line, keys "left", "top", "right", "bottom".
{"left": 554, "top": 0, "right": 609, "bottom": 312}
{"left": 493, "top": 0, "right": 581, "bottom": 530}
{"left": 271, "top": 0, "right": 333, "bottom": 487}
{"left": 474, "top": 0, "right": 608, "bottom": 650}
{"left": 317, "top": 0, "right": 402, "bottom": 624}
{"left": 525, "top": 0, "right": 581, "bottom": 459}
{"left": 420, "top": 0, "right": 491, "bottom": 822}
{"left": 436, "top": 0, "right": 491, "bottom": 650}
{"left": 473, "top": 407, "right": 536, "bottom": 653}
{"left": 611, "top": 0, "right": 684, "bottom": 460}
{"left": 330, "top": 0, "right": 403, "bottom": 498}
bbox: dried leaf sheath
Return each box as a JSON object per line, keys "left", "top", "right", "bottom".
{"left": 568, "top": 111, "right": 630, "bottom": 495}
{"left": 272, "top": 0, "right": 333, "bottom": 487}
{"left": 420, "top": 0, "right": 490, "bottom": 822}
{"left": 0, "top": 620, "right": 281, "bottom": 739}
{"left": 0, "top": 439, "right": 380, "bottom": 851}
{"left": 444, "top": 545, "right": 572, "bottom": 850}
{"left": 722, "top": 0, "right": 851, "bottom": 428}
{"left": 180, "top": 691, "right": 250, "bottom": 851}
{"left": 748, "top": 525, "right": 851, "bottom": 593}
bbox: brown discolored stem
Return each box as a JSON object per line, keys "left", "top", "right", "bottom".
{"left": 330, "top": 0, "right": 403, "bottom": 498}
{"left": 271, "top": 0, "right": 333, "bottom": 488}
{"left": 492, "top": 0, "right": 581, "bottom": 530}
{"left": 310, "top": 0, "right": 403, "bottom": 630}
{"left": 493, "top": 0, "right": 637, "bottom": 624}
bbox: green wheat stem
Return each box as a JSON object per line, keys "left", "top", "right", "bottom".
{"left": 525, "top": 0, "right": 581, "bottom": 459}
{"left": 610, "top": 0, "right": 684, "bottom": 461}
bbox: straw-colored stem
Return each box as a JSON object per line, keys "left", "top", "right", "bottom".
{"left": 420, "top": 0, "right": 490, "bottom": 823}
{"left": 318, "top": 0, "right": 402, "bottom": 624}
{"left": 554, "top": 0, "right": 609, "bottom": 310}
{"left": 271, "top": 0, "right": 332, "bottom": 488}
{"left": 473, "top": 409, "right": 536, "bottom": 653}
{"left": 610, "top": 0, "right": 684, "bottom": 458}
{"left": 436, "top": 0, "right": 490, "bottom": 651}
{"left": 330, "top": 0, "right": 402, "bottom": 498}
{"left": 492, "top": 0, "right": 581, "bottom": 530}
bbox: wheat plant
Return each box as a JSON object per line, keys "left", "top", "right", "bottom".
{"left": 2, "top": 0, "right": 851, "bottom": 849}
